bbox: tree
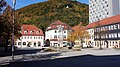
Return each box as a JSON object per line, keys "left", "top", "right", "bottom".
{"left": 67, "top": 22, "right": 89, "bottom": 48}
{"left": 0, "top": 5, "right": 21, "bottom": 51}
{"left": 0, "top": 0, "right": 6, "bottom": 13}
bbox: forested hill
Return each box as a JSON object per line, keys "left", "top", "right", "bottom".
{"left": 16, "top": 0, "right": 89, "bottom": 32}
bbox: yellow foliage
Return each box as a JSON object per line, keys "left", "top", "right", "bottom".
{"left": 67, "top": 22, "right": 90, "bottom": 42}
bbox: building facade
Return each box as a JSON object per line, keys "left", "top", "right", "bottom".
{"left": 15, "top": 25, "right": 44, "bottom": 48}
{"left": 45, "top": 20, "right": 71, "bottom": 47}
{"left": 87, "top": 15, "right": 120, "bottom": 48}
{"left": 89, "top": 0, "right": 120, "bottom": 23}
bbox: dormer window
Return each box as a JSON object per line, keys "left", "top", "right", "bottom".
{"left": 30, "top": 30, "right": 34, "bottom": 34}
{"left": 24, "top": 30, "right": 28, "bottom": 34}
{"left": 36, "top": 31, "right": 40, "bottom": 34}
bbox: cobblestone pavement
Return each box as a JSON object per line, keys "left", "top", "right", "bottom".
{"left": 1, "top": 48, "right": 120, "bottom": 67}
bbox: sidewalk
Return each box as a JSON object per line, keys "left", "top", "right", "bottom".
{"left": 1, "top": 48, "right": 120, "bottom": 66}
{"left": 0, "top": 52, "right": 61, "bottom": 66}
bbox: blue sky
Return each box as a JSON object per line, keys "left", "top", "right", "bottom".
{"left": 6, "top": 0, "right": 89, "bottom": 9}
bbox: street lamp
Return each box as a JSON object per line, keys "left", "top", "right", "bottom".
{"left": 12, "top": 0, "right": 16, "bottom": 61}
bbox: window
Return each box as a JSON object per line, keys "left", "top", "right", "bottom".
{"left": 39, "top": 36, "right": 41, "bottom": 39}
{"left": 118, "top": 24, "right": 119, "bottom": 29}
{"left": 34, "top": 42, "right": 36, "bottom": 47}
{"left": 114, "top": 33, "right": 117, "bottom": 38}
{"left": 36, "top": 31, "right": 40, "bottom": 34}
{"left": 18, "top": 42, "right": 21, "bottom": 45}
{"left": 23, "top": 42, "right": 26, "bottom": 45}
{"left": 114, "top": 25, "right": 117, "bottom": 29}
{"left": 24, "top": 31, "right": 28, "bottom": 34}
{"left": 30, "top": 30, "right": 34, "bottom": 34}
{"left": 64, "top": 31, "right": 66, "bottom": 33}
{"left": 27, "top": 36, "right": 29, "bottom": 39}
{"left": 55, "top": 30, "right": 57, "bottom": 33}
{"left": 54, "top": 35, "right": 57, "bottom": 38}
{"left": 38, "top": 42, "right": 41, "bottom": 46}
{"left": 24, "top": 36, "right": 26, "bottom": 39}
{"left": 63, "top": 35, "right": 66, "bottom": 39}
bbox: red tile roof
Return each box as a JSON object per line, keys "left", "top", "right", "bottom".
{"left": 21, "top": 25, "right": 44, "bottom": 36}
{"left": 22, "top": 25, "right": 40, "bottom": 30}
{"left": 86, "top": 14, "right": 120, "bottom": 29}
{"left": 50, "top": 20, "right": 66, "bottom": 26}
{"left": 46, "top": 20, "right": 71, "bottom": 30}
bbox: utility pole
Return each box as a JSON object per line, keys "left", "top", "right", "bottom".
{"left": 12, "top": 0, "right": 16, "bottom": 61}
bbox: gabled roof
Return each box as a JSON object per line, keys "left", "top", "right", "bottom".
{"left": 46, "top": 20, "right": 71, "bottom": 30}
{"left": 22, "top": 25, "right": 40, "bottom": 31}
{"left": 22, "top": 25, "right": 44, "bottom": 36}
{"left": 86, "top": 14, "right": 120, "bottom": 29}
{"left": 50, "top": 20, "right": 65, "bottom": 26}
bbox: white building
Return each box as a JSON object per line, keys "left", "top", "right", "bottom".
{"left": 15, "top": 25, "right": 44, "bottom": 48}
{"left": 89, "top": 0, "right": 120, "bottom": 23}
{"left": 45, "top": 20, "right": 71, "bottom": 47}
{"left": 86, "top": 23, "right": 95, "bottom": 47}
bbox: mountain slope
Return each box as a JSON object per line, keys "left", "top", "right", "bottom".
{"left": 16, "top": 0, "right": 89, "bottom": 32}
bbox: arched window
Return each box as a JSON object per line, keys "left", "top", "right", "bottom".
{"left": 23, "top": 42, "right": 26, "bottom": 45}
{"left": 38, "top": 42, "right": 41, "bottom": 46}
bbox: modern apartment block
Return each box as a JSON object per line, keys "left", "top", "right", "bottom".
{"left": 89, "top": 0, "right": 120, "bottom": 23}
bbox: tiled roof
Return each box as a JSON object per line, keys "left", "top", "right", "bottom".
{"left": 86, "top": 14, "right": 120, "bottom": 29}
{"left": 22, "top": 25, "right": 40, "bottom": 30}
{"left": 50, "top": 20, "right": 65, "bottom": 26}
{"left": 46, "top": 20, "right": 71, "bottom": 30}
{"left": 21, "top": 25, "right": 44, "bottom": 36}
{"left": 22, "top": 34, "right": 44, "bottom": 36}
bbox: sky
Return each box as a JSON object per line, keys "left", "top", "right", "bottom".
{"left": 6, "top": 0, "right": 89, "bottom": 10}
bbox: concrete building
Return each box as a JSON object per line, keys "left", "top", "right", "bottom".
{"left": 45, "top": 20, "right": 71, "bottom": 47}
{"left": 15, "top": 25, "right": 44, "bottom": 48}
{"left": 89, "top": 0, "right": 120, "bottom": 23}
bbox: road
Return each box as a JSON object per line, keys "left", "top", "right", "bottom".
{"left": 1, "top": 48, "right": 120, "bottom": 67}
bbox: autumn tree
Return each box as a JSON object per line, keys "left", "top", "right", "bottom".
{"left": 67, "top": 22, "right": 89, "bottom": 48}
{"left": 0, "top": 5, "right": 21, "bottom": 51}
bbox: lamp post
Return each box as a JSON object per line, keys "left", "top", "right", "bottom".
{"left": 12, "top": 0, "right": 16, "bottom": 61}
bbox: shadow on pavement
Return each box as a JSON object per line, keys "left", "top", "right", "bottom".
{"left": 0, "top": 48, "right": 41, "bottom": 57}
{"left": 2, "top": 54, "right": 120, "bottom": 67}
